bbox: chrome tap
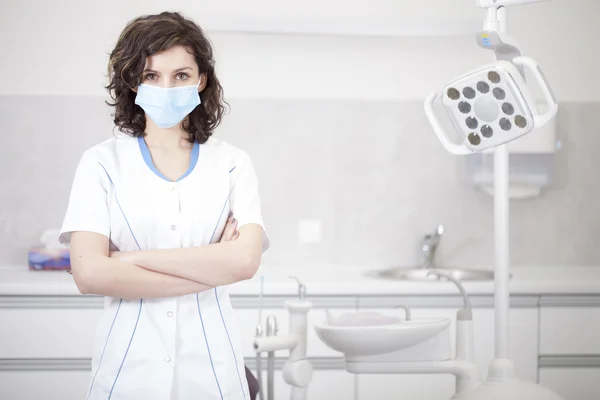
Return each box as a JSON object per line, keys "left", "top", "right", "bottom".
{"left": 420, "top": 225, "right": 444, "bottom": 268}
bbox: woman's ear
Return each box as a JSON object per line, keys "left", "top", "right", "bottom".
{"left": 198, "top": 74, "right": 207, "bottom": 92}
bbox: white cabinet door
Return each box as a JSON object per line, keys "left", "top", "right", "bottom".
{"left": 0, "top": 371, "right": 90, "bottom": 400}
{"left": 540, "top": 307, "right": 600, "bottom": 355}
{"left": 539, "top": 368, "right": 600, "bottom": 400}
{"left": 0, "top": 308, "right": 104, "bottom": 358}
{"left": 270, "top": 370, "right": 355, "bottom": 400}
{"left": 357, "top": 372, "right": 455, "bottom": 400}
{"left": 355, "top": 307, "right": 539, "bottom": 400}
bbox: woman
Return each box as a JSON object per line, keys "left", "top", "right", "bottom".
{"left": 59, "top": 11, "right": 269, "bottom": 400}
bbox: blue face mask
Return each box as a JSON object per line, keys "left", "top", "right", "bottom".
{"left": 134, "top": 80, "right": 202, "bottom": 129}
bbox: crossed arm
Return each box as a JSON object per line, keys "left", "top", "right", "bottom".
{"left": 69, "top": 217, "right": 263, "bottom": 300}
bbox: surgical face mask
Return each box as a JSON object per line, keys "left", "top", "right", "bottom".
{"left": 134, "top": 80, "right": 202, "bottom": 129}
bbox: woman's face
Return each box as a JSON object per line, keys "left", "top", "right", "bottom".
{"left": 140, "top": 45, "right": 206, "bottom": 90}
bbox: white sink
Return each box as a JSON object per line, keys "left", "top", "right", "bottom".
{"left": 314, "top": 310, "right": 451, "bottom": 357}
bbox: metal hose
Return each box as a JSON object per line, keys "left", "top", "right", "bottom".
{"left": 265, "top": 315, "right": 278, "bottom": 400}
{"left": 256, "top": 352, "right": 265, "bottom": 400}
{"left": 267, "top": 350, "right": 275, "bottom": 400}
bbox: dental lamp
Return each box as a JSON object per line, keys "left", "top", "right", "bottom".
{"left": 315, "top": 1, "right": 562, "bottom": 400}
{"left": 424, "top": 0, "right": 562, "bottom": 399}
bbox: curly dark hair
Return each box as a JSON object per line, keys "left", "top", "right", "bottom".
{"left": 105, "top": 11, "right": 227, "bottom": 143}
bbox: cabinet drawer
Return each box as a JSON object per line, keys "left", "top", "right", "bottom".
{"left": 357, "top": 374, "right": 454, "bottom": 400}
{"left": 273, "top": 370, "right": 355, "bottom": 400}
{"left": 540, "top": 307, "right": 600, "bottom": 355}
{"left": 0, "top": 308, "right": 104, "bottom": 358}
{"left": 0, "top": 370, "right": 90, "bottom": 400}
{"left": 539, "top": 368, "right": 600, "bottom": 400}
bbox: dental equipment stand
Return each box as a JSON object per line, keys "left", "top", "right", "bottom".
{"left": 316, "top": 0, "right": 562, "bottom": 399}
{"left": 254, "top": 277, "right": 313, "bottom": 400}
{"left": 424, "top": 0, "right": 562, "bottom": 399}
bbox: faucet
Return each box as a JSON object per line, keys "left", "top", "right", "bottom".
{"left": 420, "top": 225, "right": 444, "bottom": 268}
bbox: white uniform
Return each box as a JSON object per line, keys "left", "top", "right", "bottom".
{"left": 59, "top": 134, "right": 270, "bottom": 400}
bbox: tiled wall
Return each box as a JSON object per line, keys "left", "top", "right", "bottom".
{"left": 0, "top": 95, "right": 598, "bottom": 268}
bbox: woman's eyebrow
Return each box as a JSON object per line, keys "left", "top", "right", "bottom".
{"left": 143, "top": 67, "right": 193, "bottom": 73}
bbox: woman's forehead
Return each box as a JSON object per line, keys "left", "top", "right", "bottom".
{"left": 144, "top": 45, "right": 197, "bottom": 71}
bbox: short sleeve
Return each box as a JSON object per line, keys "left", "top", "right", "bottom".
{"left": 58, "top": 151, "right": 111, "bottom": 246}
{"left": 229, "top": 154, "right": 270, "bottom": 252}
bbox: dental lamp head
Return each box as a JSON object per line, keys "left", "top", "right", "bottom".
{"left": 424, "top": 0, "right": 558, "bottom": 156}
{"left": 422, "top": 0, "right": 565, "bottom": 398}
{"left": 424, "top": 56, "right": 557, "bottom": 155}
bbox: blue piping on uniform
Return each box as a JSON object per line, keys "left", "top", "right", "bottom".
{"left": 197, "top": 296, "right": 224, "bottom": 399}
{"left": 108, "top": 299, "right": 143, "bottom": 399}
{"left": 87, "top": 299, "right": 122, "bottom": 399}
{"left": 97, "top": 163, "right": 144, "bottom": 399}
{"left": 216, "top": 288, "right": 248, "bottom": 399}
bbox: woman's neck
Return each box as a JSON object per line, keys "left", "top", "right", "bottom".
{"left": 143, "top": 121, "right": 192, "bottom": 149}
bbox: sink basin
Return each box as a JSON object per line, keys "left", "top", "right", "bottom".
{"left": 314, "top": 310, "right": 450, "bottom": 357}
{"left": 369, "top": 266, "right": 498, "bottom": 281}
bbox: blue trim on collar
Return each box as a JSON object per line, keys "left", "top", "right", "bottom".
{"left": 137, "top": 136, "right": 200, "bottom": 182}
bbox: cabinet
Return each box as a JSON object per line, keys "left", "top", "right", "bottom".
{"left": 539, "top": 306, "right": 600, "bottom": 355}
{"left": 537, "top": 301, "right": 600, "bottom": 400}
{"left": 1, "top": 293, "right": 598, "bottom": 400}
{"left": 0, "top": 301, "right": 102, "bottom": 400}
{"left": 539, "top": 368, "right": 600, "bottom": 400}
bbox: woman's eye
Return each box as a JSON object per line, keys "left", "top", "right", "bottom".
{"left": 176, "top": 73, "right": 189, "bottom": 80}
{"left": 144, "top": 73, "right": 157, "bottom": 81}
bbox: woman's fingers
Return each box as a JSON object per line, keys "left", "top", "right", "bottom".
{"left": 221, "top": 215, "right": 239, "bottom": 242}
{"left": 222, "top": 217, "right": 234, "bottom": 241}
{"left": 230, "top": 218, "right": 238, "bottom": 239}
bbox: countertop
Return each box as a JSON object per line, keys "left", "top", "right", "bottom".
{"left": 1, "top": 263, "right": 600, "bottom": 297}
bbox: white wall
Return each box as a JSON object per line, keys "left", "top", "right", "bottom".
{"left": 1, "top": 0, "right": 598, "bottom": 101}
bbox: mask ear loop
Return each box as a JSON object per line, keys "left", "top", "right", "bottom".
{"left": 196, "top": 77, "right": 203, "bottom": 103}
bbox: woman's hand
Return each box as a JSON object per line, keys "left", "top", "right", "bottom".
{"left": 221, "top": 213, "right": 239, "bottom": 242}
{"left": 109, "top": 251, "right": 122, "bottom": 259}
